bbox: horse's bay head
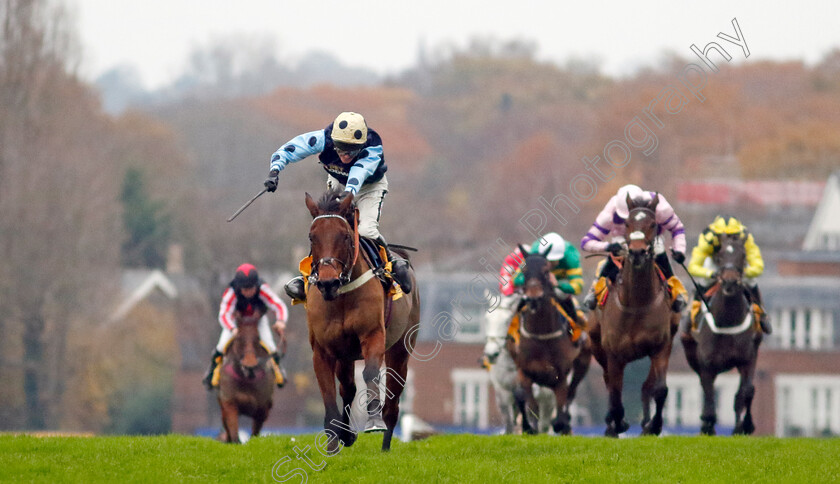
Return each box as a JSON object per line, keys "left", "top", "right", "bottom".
{"left": 306, "top": 190, "right": 357, "bottom": 301}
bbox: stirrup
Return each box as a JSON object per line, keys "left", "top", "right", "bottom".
{"left": 583, "top": 292, "right": 596, "bottom": 311}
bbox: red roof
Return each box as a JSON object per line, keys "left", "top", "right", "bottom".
{"left": 677, "top": 181, "right": 825, "bottom": 207}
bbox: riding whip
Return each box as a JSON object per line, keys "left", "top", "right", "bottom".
{"left": 677, "top": 260, "right": 712, "bottom": 312}
{"left": 227, "top": 188, "right": 268, "bottom": 222}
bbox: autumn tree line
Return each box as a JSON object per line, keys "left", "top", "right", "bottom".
{"left": 1, "top": 1, "right": 838, "bottom": 432}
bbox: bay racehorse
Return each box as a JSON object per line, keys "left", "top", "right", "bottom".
{"left": 509, "top": 247, "right": 591, "bottom": 435}
{"left": 217, "top": 316, "right": 275, "bottom": 443}
{"left": 304, "top": 189, "right": 420, "bottom": 452}
{"left": 588, "top": 194, "right": 680, "bottom": 437}
{"left": 682, "top": 232, "right": 762, "bottom": 435}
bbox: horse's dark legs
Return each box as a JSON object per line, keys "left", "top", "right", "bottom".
{"left": 551, "top": 381, "right": 572, "bottom": 435}
{"left": 335, "top": 359, "right": 358, "bottom": 447}
{"left": 251, "top": 407, "right": 269, "bottom": 438}
{"left": 699, "top": 371, "right": 718, "bottom": 436}
{"left": 641, "top": 347, "right": 671, "bottom": 436}
{"left": 514, "top": 371, "right": 538, "bottom": 435}
{"left": 559, "top": 337, "right": 592, "bottom": 435}
{"left": 361, "top": 330, "right": 387, "bottom": 432}
{"left": 733, "top": 360, "right": 757, "bottom": 435}
{"left": 604, "top": 357, "right": 629, "bottom": 437}
{"left": 312, "top": 346, "right": 344, "bottom": 453}
{"left": 219, "top": 399, "right": 240, "bottom": 443}
{"left": 381, "top": 340, "right": 411, "bottom": 451}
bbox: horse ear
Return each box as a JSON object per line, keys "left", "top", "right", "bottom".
{"left": 339, "top": 191, "right": 355, "bottom": 215}
{"left": 517, "top": 243, "right": 529, "bottom": 257}
{"left": 649, "top": 192, "right": 660, "bottom": 211}
{"left": 626, "top": 193, "right": 635, "bottom": 210}
{"left": 305, "top": 192, "right": 319, "bottom": 218}
{"left": 541, "top": 244, "right": 552, "bottom": 258}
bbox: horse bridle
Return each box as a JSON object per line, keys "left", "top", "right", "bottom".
{"left": 625, "top": 207, "right": 656, "bottom": 258}
{"left": 308, "top": 212, "right": 360, "bottom": 286}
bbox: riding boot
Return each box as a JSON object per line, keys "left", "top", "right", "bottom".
{"left": 584, "top": 257, "right": 618, "bottom": 310}
{"left": 746, "top": 284, "right": 772, "bottom": 334}
{"left": 270, "top": 352, "right": 287, "bottom": 388}
{"left": 202, "top": 350, "right": 223, "bottom": 390}
{"left": 376, "top": 236, "right": 412, "bottom": 294}
{"left": 555, "top": 293, "right": 583, "bottom": 345}
{"left": 666, "top": 276, "right": 688, "bottom": 313}
{"left": 285, "top": 275, "right": 307, "bottom": 302}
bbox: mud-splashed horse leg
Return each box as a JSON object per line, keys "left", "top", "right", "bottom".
{"left": 733, "top": 359, "right": 757, "bottom": 435}
{"left": 335, "top": 359, "right": 358, "bottom": 447}
{"left": 641, "top": 347, "right": 671, "bottom": 436}
{"left": 361, "top": 330, "right": 387, "bottom": 432}
{"left": 382, "top": 340, "right": 410, "bottom": 451}
{"left": 514, "top": 370, "right": 538, "bottom": 435}
{"left": 551, "top": 380, "right": 571, "bottom": 435}
{"left": 312, "top": 346, "right": 343, "bottom": 452}
{"left": 220, "top": 399, "right": 240, "bottom": 443}
{"left": 605, "top": 356, "right": 629, "bottom": 437}
{"left": 698, "top": 370, "right": 718, "bottom": 435}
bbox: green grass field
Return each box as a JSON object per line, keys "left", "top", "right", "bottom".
{"left": 2, "top": 433, "right": 838, "bottom": 483}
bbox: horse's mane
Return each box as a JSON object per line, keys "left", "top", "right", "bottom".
{"left": 317, "top": 188, "right": 356, "bottom": 214}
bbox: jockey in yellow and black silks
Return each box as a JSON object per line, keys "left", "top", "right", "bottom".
{"left": 687, "top": 216, "right": 771, "bottom": 334}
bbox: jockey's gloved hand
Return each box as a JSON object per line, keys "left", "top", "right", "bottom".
{"left": 671, "top": 249, "right": 686, "bottom": 264}
{"left": 264, "top": 169, "right": 279, "bottom": 192}
{"left": 606, "top": 242, "right": 624, "bottom": 256}
{"left": 553, "top": 287, "right": 570, "bottom": 301}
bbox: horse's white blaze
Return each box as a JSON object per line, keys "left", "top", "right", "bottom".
{"left": 629, "top": 231, "right": 645, "bottom": 241}
{"left": 634, "top": 212, "right": 647, "bottom": 221}
{"left": 726, "top": 245, "right": 734, "bottom": 253}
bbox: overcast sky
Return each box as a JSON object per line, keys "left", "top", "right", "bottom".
{"left": 70, "top": 0, "right": 840, "bottom": 90}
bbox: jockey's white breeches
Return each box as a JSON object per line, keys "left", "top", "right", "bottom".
{"left": 215, "top": 315, "right": 277, "bottom": 354}
{"left": 327, "top": 174, "right": 388, "bottom": 240}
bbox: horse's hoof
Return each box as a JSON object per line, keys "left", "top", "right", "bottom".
{"left": 523, "top": 427, "right": 538, "bottom": 435}
{"left": 617, "top": 419, "right": 630, "bottom": 434}
{"left": 364, "top": 417, "right": 387, "bottom": 433}
{"left": 701, "top": 424, "right": 716, "bottom": 436}
{"left": 641, "top": 422, "right": 662, "bottom": 436}
{"left": 604, "top": 427, "right": 619, "bottom": 438}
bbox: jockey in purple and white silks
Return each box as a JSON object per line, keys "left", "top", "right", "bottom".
{"left": 580, "top": 184, "right": 689, "bottom": 312}
{"left": 262, "top": 112, "right": 412, "bottom": 301}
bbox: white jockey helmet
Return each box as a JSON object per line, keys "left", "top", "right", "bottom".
{"left": 331, "top": 112, "right": 368, "bottom": 152}
{"left": 615, "top": 184, "right": 650, "bottom": 219}
{"left": 530, "top": 232, "right": 567, "bottom": 261}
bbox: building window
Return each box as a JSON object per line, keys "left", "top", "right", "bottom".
{"left": 776, "top": 375, "right": 840, "bottom": 437}
{"left": 770, "top": 307, "right": 835, "bottom": 350}
{"left": 663, "top": 373, "right": 741, "bottom": 428}
{"left": 451, "top": 369, "right": 489, "bottom": 429}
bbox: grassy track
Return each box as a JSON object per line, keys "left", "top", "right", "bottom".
{"left": 1, "top": 433, "right": 838, "bottom": 483}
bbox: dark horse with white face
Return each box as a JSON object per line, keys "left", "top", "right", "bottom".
{"left": 682, "top": 232, "right": 762, "bottom": 435}
{"left": 217, "top": 316, "right": 274, "bottom": 443}
{"left": 304, "top": 189, "right": 420, "bottom": 452}
{"left": 588, "top": 194, "right": 680, "bottom": 437}
{"left": 509, "top": 247, "right": 591, "bottom": 435}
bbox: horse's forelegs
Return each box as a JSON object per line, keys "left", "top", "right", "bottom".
{"left": 335, "top": 359, "right": 358, "bottom": 447}
{"left": 361, "top": 330, "right": 387, "bottom": 433}
{"left": 733, "top": 361, "right": 757, "bottom": 435}
{"left": 312, "top": 347, "right": 343, "bottom": 453}
{"left": 641, "top": 348, "right": 671, "bottom": 436}
{"left": 251, "top": 408, "right": 269, "bottom": 438}
{"left": 568, "top": 338, "right": 592, "bottom": 404}
{"left": 551, "top": 382, "right": 572, "bottom": 435}
{"left": 381, "top": 343, "right": 410, "bottom": 452}
{"left": 514, "top": 371, "right": 538, "bottom": 435}
{"left": 219, "top": 400, "right": 240, "bottom": 444}
{"left": 604, "top": 357, "right": 628, "bottom": 437}
{"left": 699, "top": 371, "right": 718, "bottom": 436}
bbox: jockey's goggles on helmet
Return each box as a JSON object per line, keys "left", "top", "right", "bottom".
{"left": 333, "top": 141, "right": 363, "bottom": 158}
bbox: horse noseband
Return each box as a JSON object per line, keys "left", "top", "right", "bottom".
{"left": 310, "top": 256, "right": 351, "bottom": 285}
